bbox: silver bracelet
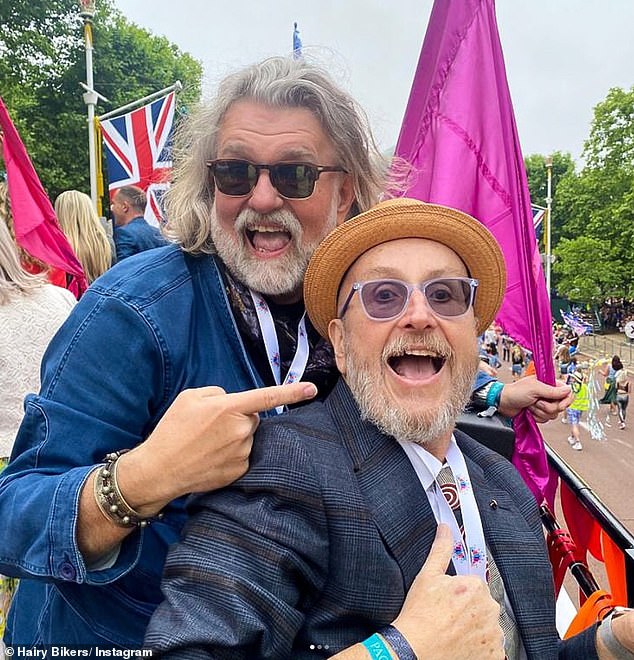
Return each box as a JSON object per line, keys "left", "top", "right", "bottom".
{"left": 93, "top": 450, "right": 164, "bottom": 528}
{"left": 598, "top": 608, "right": 634, "bottom": 659}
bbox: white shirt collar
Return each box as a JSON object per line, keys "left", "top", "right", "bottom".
{"left": 397, "top": 434, "right": 457, "bottom": 491}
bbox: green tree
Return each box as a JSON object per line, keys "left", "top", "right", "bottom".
{"left": 524, "top": 152, "right": 575, "bottom": 208}
{"left": 584, "top": 87, "right": 634, "bottom": 172}
{"left": 1, "top": 1, "right": 202, "bottom": 200}
{"left": 553, "top": 236, "right": 624, "bottom": 303}
{"left": 553, "top": 86, "right": 634, "bottom": 300}
{"left": 524, "top": 151, "right": 575, "bottom": 250}
{"left": 0, "top": 0, "right": 79, "bottom": 131}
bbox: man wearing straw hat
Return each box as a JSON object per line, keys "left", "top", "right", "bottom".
{"left": 148, "top": 199, "right": 634, "bottom": 659}
{"left": 1, "top": 56, "right": 575, "bottom": 650}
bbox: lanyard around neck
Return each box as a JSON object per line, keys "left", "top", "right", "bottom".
{"left": 438, "top": 442, "right": 488, "bottom": 582}
{"left": 250, "top": 290, "right": 310, "bottom": 413}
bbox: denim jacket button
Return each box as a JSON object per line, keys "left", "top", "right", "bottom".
{"left": 59, "top": 562, "right": 76, "bottom": 580}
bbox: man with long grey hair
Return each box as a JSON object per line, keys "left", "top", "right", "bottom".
{"left": 0, "top": 56, "right": 391, "bottom": 649}
{"left": 0, "top": 56, "right": 572, "bottom": 650}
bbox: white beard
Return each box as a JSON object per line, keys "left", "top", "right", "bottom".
{"left": 210, "top": 201, "right": 338, "bottom": 299}
{"left": 343, "top": 331, "right": 478, "bottom": 445}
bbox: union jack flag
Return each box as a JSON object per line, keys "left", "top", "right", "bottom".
{"left": 531, "top": 204, "right": 546, "bottom": 242}
{"left": 100, "top": 91, "right": 176, "bottom": 226}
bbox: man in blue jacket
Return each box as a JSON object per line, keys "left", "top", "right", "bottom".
{"left": 111, "top": 185, "right": 167, "bottom": 260}
{"left": 0, "top": 58, "right": 572, "bottom": 649}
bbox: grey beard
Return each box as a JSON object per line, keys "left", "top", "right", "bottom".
{"left": 209, "top": 204, "right": 337, "bottom": 298}
{"left": 343, "top": 332, "right": 478, "bottom": 445}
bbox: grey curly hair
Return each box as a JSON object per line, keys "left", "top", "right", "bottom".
{"left": 165, "top": 56, "right": 390, "bottom": 254}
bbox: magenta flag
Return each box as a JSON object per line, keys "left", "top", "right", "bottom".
{"left": 394, "top": 0, "right": 555, "bottom": 500}
{"left": 0, "top": 97, "right": 87, "bottom": 298}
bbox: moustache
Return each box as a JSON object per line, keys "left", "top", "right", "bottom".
{"left": 381, "top": 333, "right": 455, "bottom": 363}
{"left": 234, "top": 207, "right": 303, "bottom": 238}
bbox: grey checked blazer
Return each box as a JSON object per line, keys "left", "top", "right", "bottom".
{"left": 146, "top": 379, "right": 598, "bottom": 659}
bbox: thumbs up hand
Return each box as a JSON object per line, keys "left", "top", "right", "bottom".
{"left": 391, "top": 524, "right": 505, "bottom": 659}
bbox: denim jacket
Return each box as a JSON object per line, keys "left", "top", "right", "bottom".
{"left": 0, "top": 245, "right": 267, "bottom": 647}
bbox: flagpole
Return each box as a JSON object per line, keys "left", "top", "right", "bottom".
{"left": 98, "top": 82, "right": 182, "bottom": 122}
{"left": 545, "top": 155, "right": 553, "bottom": 301}
{"left": 79, "top": 1, "right": 98, "bottom": 210}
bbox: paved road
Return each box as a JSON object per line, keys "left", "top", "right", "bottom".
{"left": 541, "top": 407, "right": 633, "bottom": 536}
{"left": 495, "top": 350, "right": 633, "bottom": 603}
{"left": 496, "top": 343, "right": 632, "bottom": 536}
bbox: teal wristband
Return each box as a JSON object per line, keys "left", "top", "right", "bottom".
{"left": 362, "top": 633, "right": 392, "bottom": 659}
{"left": 486, "top": 381, "right": 504, "bottom": 408}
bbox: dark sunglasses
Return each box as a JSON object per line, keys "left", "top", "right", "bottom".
{"left": 339, "top": 277, "right": 479, "bottom": 321}
{"left": 206, "top": 159, "right": 347, "bottom": 199}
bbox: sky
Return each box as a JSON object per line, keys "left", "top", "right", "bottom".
{"left": 112, "top": 1, "right": 634, "bottom": 164}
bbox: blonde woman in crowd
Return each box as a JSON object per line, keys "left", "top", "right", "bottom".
{"left": 0, "top": 214, "right": 76, "bottom": 639}
{"left": 54, "top": 190, "right": 113, "bottom": 283}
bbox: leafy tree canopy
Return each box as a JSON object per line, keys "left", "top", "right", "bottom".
{"left": 553, "top": 236, "right": 624, "bottom": 303}
{"left": 1, "top": 0, "right": 202, "bottom": 200}
{"left": 526, "top": 86, "right": 634, "bottom": 304}
{"left": 583, "top": 86, "right": 634, "bottom": 173}
{"left": 524, "top": 151, "right": 575, "bottom": 248}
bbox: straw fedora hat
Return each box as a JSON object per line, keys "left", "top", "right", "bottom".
{"left": 304, "top": 198, "right": 506, "bottom": 339}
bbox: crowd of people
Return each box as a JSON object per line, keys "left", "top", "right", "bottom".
{"left": 599, "top": 301, "right": 634, "bottom": 334}
{"left": 1, "top": 56, "right": 634, "bottom": 658}
{"left": 479, "top": 320, "right": 631, "bottom": 453}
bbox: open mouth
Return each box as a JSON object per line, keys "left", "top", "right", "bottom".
{"left": 246, "top": 225, "right": 292, "bottom": 254}
{"left": 387, "top": 349, "right": 447, "bottom": 380}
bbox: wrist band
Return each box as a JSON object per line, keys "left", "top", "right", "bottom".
{"left": 379, "top": 625, "right": 417, "bottom": 660}
{"left": 471, "top": 381, "right": 494, "bottom": 410}
{"left": 486, "top": 381, "right": 504, "bottom": 408}
{"left": 598, "top": 609, "right": 634, "bottom": 659}
{"left": 361, "top": 633, "right": 392, "bottom": 659}
{"left": 93, "top": 450, "right": 164, "bottom": 528}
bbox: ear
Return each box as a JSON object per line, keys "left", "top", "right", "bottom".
{"left": 334, "top": 174, "right": 356, "bottom": 226}
{"left": 328, "top": 318, "right": 347, "bottom": 376}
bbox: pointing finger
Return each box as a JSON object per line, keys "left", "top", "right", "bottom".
{"left": 211, "top": 382, "right": 318, "bottom": 415}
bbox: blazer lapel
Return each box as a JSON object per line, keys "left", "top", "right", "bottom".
{"left": 326, "top": 380, "right": 439, "bottom": 588}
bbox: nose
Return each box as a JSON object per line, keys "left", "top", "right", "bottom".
{"left": 397, "top": 288, "right": 438, "bottom": 330}
{"left": 246, "top": 169, "right": 284, "bottom": 214}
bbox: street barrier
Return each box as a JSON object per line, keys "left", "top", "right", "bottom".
{"left": 547, "top": 443, "right": 634, "bottom": 607}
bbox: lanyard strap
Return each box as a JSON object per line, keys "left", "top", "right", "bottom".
{"left": 250, "top": 290, "right": 310, "bottom": 413}
{"left": 439, "top": 442, "right": 488, "bottom": 582}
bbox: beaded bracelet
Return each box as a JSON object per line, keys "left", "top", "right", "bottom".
{"left": 93, "top": 450, "right": 164, "bottom": 528}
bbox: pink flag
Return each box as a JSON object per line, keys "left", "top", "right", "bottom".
{"left": 0, "top": 97, "right": 87, "bottom": 298}
{"left": 394, "top": 0, "right": 555, "bottom": 500}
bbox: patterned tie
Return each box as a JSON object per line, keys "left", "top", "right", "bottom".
{"left": 436, "top": 464, "right": 520, "bottom": 660}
